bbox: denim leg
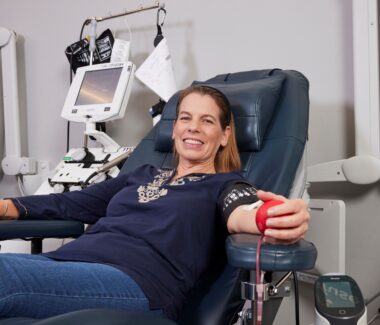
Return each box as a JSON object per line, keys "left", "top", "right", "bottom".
{"left": 0, "top": 253, "right": 160, "bottom": 318}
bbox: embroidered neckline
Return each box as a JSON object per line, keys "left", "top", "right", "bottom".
{"left": 137, "top": 168, "right": 208, "bottom": 203}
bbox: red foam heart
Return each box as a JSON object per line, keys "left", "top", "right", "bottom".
{"left": 255, "top": 199, "right": 284, "bottom": 233}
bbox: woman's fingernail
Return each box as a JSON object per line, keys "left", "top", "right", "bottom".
{"left": 267, "top": 208, "right": 276, "bottom": 216}
{"left": 266, "top": 219, "right": 274, "bottom": 227}
{"left": 265, "top": 229, "right": 273, "bottom": 236}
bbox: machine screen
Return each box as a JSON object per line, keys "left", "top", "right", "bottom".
{"left": 322, "top": 281, "right": 355, "bottom": 308}
{"left": 75, "top": 67, "right": 122, "bottom": 105}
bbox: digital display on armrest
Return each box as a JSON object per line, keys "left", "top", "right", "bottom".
{"left": 75, "top": 67, "right": 122, "bottom": 105}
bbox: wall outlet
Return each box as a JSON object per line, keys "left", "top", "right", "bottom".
{"left": 37, "top": 160, "right": 51, "bottom": 174}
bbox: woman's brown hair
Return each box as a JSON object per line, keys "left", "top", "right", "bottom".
{"left": 174, "top": 85, "right": 241, "bottom": 172}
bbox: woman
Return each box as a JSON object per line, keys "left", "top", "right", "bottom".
{"left": 0, "top": 85, "right": 309, "bottom": 321}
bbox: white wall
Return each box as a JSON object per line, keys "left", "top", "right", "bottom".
{"left": 0, "top": 0, "right": 355, "bottom": 198}
{"left": 3, "top": 1, "right": 380, "bottom": 324}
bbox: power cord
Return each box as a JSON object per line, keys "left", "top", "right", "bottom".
{"left": 368, "top": 309, "right": 380, "bottom": 324}
{"left": 66, "top": 19, "right": 90, "bottom": 152}
{"left": 292, "top": 271, "right": 300, "bottom": 325}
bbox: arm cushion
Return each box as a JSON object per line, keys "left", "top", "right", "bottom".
{"left": 226, "top": 234, "right": 317, "bottom": 271}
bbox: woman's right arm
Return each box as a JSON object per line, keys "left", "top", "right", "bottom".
{"left": 0, "top": 172, "right": 130, "bottom": 224}
{"left": 0, "top": 199, "right": 20, "bottom": 220}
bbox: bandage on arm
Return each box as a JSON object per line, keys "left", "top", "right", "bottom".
{"left": 243, "top": 200, "right": 263, "bottom": 211}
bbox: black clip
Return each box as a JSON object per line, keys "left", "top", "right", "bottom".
{"left": 154, "top": 7, "right": 167, "bottom": 47}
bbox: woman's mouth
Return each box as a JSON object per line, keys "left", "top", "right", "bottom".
{"left": 183, "top": 138, "right": 204, "bottom": 145}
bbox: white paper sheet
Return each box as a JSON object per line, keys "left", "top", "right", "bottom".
{"left": 135, "top": 38, "right": 177, "bottom": 101}
{"left": 110, "top": 39, "right": 130, "bottom": 63}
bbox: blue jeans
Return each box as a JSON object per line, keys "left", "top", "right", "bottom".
{"left": 0, "top": 253, "right": 161, "bottom": 318}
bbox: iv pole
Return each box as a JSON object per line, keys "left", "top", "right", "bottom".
{"left": 84, "top": 2, "right": 164, "bottom": 25}
{"left": 79, "top": 2, "right": 165, "bottom": 151}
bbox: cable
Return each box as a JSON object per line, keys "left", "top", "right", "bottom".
{"left": 368, "top": 309, "right": 380, "bottom": 324}
{"left": 123, "top": 16, "right": 133, "bottom": 48}
{"left": 16, "top": 175, "right": 25, "bottom": 196}
{"left": 366, "top": 290, "right": 380, "bottom": 306}
{"left": 255, "top": 236, "right": 264, "bottom": 325}
{"left": 292, "top": 271, "right": 300, "bottom": 325}
{"left": 66, "top": 19, "right": 90, "bottom": 153}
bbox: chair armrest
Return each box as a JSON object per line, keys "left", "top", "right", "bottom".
{"left": 0, "top": 220, "right": 85, "bottom": 240}
{"left": 226, "top": 234, "right": 317, "bottom": 271}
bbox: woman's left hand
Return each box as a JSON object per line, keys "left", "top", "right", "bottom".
{"left": 256, "top": 190, "right": 310, "bottom": 245}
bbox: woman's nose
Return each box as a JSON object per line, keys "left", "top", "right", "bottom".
{"left": 187, "top": 119, "right": 200, "bottom": 132}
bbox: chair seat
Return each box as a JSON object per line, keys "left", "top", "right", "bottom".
{"left": 0, "top": 220, "right": 84, "bottom": 240}
{"left": 0, "top": 309, "right": 176, "bottom": 325}
{"left": 226, "top": 234, "right": 317, "bottom": 271}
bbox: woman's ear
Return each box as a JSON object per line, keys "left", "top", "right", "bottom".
{"left": 172, "top": 120, "right": 176, "bottom": 140}
{"left": 220, "top": 126, "right": 231, "bottom": 147}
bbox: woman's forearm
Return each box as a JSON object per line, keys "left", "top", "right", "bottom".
{"left": 0, "top": 200, "right": 20, "bottom": 220}
{"left": 227, "top": 205, "right": 260, "bottom": 234}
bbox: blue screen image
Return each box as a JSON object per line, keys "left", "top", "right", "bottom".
{"left": 323, "top": 281, "right": 355, "bottom": 308}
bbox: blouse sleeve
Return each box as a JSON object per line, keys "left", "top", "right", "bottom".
{"left": 11, "top": 173, "right": 130, "bottom": 224}
{"left": 217, "top": 181, "right": 259, "bottom": 224}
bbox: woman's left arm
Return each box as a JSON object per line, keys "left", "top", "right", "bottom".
{"left": 227, "top": 190, "right": 310, "bottom": 245}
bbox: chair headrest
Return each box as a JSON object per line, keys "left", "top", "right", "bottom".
{"left": 155, "top": 75, "right": 285, "bottom": 152}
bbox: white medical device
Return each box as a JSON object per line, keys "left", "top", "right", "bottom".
{"left": 36, "top": 62, "right": 136, "bottom": 194}
{"left": 61, "top": 61, "right": 135, "bottom": 124}
{"left": 315, "top": 275, "right": 367, "bottom": 325}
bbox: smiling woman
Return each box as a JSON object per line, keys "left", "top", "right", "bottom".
{"left": 172, "top": 85, "right": 240, "bottom": 176}
{"left": 0, "top": 84, "right": 310, "bottom": 321}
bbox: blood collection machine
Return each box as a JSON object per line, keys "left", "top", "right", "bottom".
{"left": 36, "top": 61, "right": 136, "bottom": 194}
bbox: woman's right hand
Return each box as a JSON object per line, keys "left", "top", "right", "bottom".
{"left": 0, "top": 200, "right": 20, "bottom": 220}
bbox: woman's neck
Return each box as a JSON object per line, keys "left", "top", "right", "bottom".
{"left": 175, "top": 161, "right": 216, "bottom": 179}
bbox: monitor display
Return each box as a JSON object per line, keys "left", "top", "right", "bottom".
{"left": 322, "top": 281, "right": 355, "bottom": 308}
{"left": 61, "top": 62, "right": 135, "bottom": 123}
{"left": 75, "top": 67, "right": 122, "bottom": 106}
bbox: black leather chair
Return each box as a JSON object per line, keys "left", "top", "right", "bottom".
{"left": 0, "top": 68, "right": 317, "bottom": 325}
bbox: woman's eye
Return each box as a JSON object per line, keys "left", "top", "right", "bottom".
{"left": 179, "top": 116, "right": 190, "bottom": 121}
{"left": 203, "top": 119, "right": 214, "bottom": 124}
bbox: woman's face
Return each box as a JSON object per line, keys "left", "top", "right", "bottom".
{"left": 172, "top": 92, "right": 230, "bottom": 170}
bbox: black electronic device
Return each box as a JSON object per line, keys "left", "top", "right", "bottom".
{"left": 314, "top": 275, "right": 366, "bottom": 325}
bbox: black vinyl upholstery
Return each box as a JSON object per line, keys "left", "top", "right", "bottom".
{"left": 122, "top": 69, "right": 309, "bottom": 197}
{"left": 121, "top": 69, "right": 315, "bottom": 325}
{"left": 226, "top": 234, "right": 316, "bottom": 271}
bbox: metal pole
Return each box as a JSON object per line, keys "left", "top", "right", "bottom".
{"left": 84, "top": 2, "right": 164, "bottom": 25}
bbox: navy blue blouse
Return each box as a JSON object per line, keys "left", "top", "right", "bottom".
{"left": 11, "top": 164, "right": 256, "bottom": 320}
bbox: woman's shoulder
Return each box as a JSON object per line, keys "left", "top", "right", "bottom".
{"left": 204, "top": 171, "right": 246, "bottom": 192}
{"left": 214, "top": 170, "right": 246, "bottom": 182}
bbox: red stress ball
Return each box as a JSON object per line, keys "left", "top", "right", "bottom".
{"left": 255, "top": 200, "right": 284, "bottom": 233}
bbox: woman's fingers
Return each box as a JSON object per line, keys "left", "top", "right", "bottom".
{"left": 265, "top": 200, "right": 310, "bottom": 228}
{"left": 255, "top": 194, "right": 310, "bottom": 244}
{"left": 264, "top": 222, "right": 309, "bottom": 241}
{"left": 256, "top": 190, "right": 286, "bottom": 203}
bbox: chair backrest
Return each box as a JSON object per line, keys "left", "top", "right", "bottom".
{"left": 121, "top": 69, "right": 309, "bottom": 325}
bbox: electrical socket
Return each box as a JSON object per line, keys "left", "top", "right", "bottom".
{"left": 37, "top": 160, "right": 51, "bottom": 174}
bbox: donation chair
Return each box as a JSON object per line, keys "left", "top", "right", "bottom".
{"left": 0, "top": 68, "right": 317, "bottom": 325}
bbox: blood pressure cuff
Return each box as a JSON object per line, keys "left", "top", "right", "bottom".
{"left": 218, "top": 182, "right": 259, "bottom": 224}
{"left": 65, "top": 29, "right": 114, "bottom": 73}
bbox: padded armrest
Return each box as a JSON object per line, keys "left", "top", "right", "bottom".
{"left": 0, "top": 220, "right": 84, "bottom": 240}
{"left": 226, "top": 234, "right": 317, "bottom": 271}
